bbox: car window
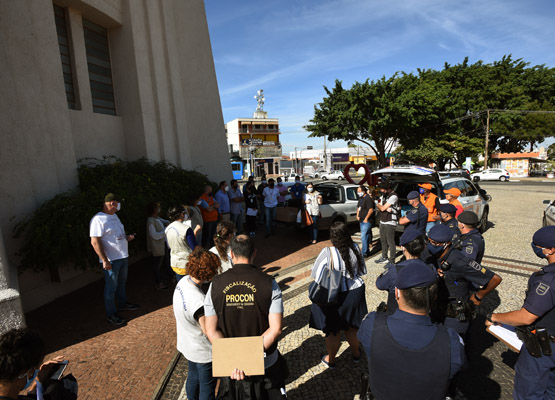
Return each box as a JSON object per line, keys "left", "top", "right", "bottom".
{"left": 443, "top": 181, "right": 458, "bottom": 190}
{"left": 318, "top": 186, "right": 342, "bottom": 204}
{"left": 462, "top": 180, "right": 477, "bottom": 196}
{"left": 346, "top": 187, "right": 358, "bottom": 201}
{"left": 454, "top": 180, "right": 467, "bottom": 196}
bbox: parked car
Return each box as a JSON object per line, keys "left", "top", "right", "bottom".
{"left": 470, "top": 168, "right": 510, "bottom": 182}
{"left": 372, "top": 165, "right": 491, "bottom": 233}
{"left": 548, "top": 172, "right": 555, "bottom": 179}
{"left": 543, "top": 199, "right": 555, "bottom": 226}
{"left": 282, "top": 173, "right": 304, "bottom": 182}
{"left": 313, "top": 182, "right": 360, "bottom": 230}
{"left": 320, "top": 170, "right": 345, "bottom": 180}
{"left": 438, "top": 169, "right": 471, "bottom": 179}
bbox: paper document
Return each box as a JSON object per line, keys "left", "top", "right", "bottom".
{"left": 212, "top": 336, "right": 265, "bottom": 377}
{"left": 486, "top": 324, "right": 523, "bottom": 353}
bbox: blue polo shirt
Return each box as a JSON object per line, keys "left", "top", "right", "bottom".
{"left": 291, "top": 182, "right": 305, "bottom": 199}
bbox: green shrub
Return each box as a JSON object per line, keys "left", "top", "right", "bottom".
{"left": 13, "top": 157, "right": 215, "bottom": 273}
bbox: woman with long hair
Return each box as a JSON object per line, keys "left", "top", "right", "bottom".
{"left": 303, "top": 182, "right": 322, "bottom": 244}
{"left": 165, "top": 205, "right": 198, "bottom": 282}
{"left": 209, "top": 221, "right": 236, "bottom": 272}
{"left": 173, "top": 247, "right": 221, "bottom": 400}
{"left": 309, "top": 221, "right": 368, "bottom": 369}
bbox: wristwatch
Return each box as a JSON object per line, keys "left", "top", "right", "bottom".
{"left": 474, "top": 293, "right": 482, "bottom": 302}
{"left": 486, "top": 312, "right": 499, "bottom": 325}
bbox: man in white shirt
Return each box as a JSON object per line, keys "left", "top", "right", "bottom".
{"left": 90, "top": 193, "right": 138, "bottom": 326}
{"left": 262, "top": 179, "right": 279, "bottom": 238}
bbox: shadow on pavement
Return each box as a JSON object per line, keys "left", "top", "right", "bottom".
{"left": 25, "top": 256, "right": 174, "bottom": 354}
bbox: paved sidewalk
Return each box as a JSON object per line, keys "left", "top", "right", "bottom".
{"left": 24, "top": 222, "right": 333, "bottom": 400}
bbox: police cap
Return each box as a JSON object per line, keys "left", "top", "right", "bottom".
{"left": 400, "top": 230, "right": 423, "bottom": 246}
{"left": 395, "top": 259, "right": 437, "bottom": 289}
{"left": 428, "top": 224, "right": 454, "bottom": 243}
{"left": 533, "top": 226, "right": 555, "bottom": 248}
{"left": 458, "top": 211, "right": 479, "bottom": 225}
{"left": 439, "top": 203, "right": 457, "bottom": 214}
{"left": 407, "top": 191, "right": 420, "bottom": 200}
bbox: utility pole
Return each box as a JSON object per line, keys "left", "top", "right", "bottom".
{"left": 484, "top": 109, "right": 490, "bottom": 169}
{"left": 294, "top": 147, "right": 298, "bottom": 175}
{"left": 323, "top": 135, "right": 327, "bottom": 171}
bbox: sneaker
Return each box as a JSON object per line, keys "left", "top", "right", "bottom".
{"left": 107, "top": 314, "right": 127, "bottom": 326}
{"left": 118, "top": 303, "right": 139, "bottom": 311}
{"left": 374, "top": 256, "right": 388, "bottom": 264}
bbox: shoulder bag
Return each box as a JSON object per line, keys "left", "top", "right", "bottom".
{"left": 308, "top": 248, "right": 342, "bottom": 306}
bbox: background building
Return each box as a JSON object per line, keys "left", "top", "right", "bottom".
{"left": 490, "top": 148, "right": 548, "bottom": 177}
{"left": 0, "top": 0, "right": 231, "bottom": 330}
{"left": 226, "top": 104, "right": 282, "bottom": 177}
{"left": 288, "top": 146, "right": 378, "bottom": 174}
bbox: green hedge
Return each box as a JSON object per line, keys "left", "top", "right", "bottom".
{"left": 13, "top": 157, "right": 215, "bottom": 273}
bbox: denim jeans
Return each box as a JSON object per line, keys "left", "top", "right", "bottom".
{"left": 230, "top": 212, "right": 243, "bottom": 234}
{"left": 186, "top": 360, "right": 216, "bottom": 400}
{"left": 360, "top": 221, "right": 372, "bottom": 255}
{"left": 202, "top": 221, "right": 217, "bottom": 248}
{"left": 265, "top": 206, "right": 276, "bottom": 234}
{"left": 103, "top": 257, "right": 128, "bottom": 317}
{"left": 310, "top": 214, "right": 319, "bottom": 241}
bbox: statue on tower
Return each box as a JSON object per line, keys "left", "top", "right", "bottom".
{"left": 254, "top": 89, "right": 265, "bottom": 111}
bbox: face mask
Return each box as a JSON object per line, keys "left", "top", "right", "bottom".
{"left": 183, "top": 213, "right": 189, "bottom": 221}
{"left": 262, "top": 180, "right": 267, "bottom": 184}
{"left": 357, "top": 192, "right": 364, "bottom": 198}
{"left": 116, "top": 202, "right": 121, "bottom": 211}
{"left": 23, "top": 369, "right": 39, "bottom": 390}
{"left": 224, "top": 186, "right": 229, "bottom": 192}
{"left": 308, "top": 187, "right": 314, "bottom": 193}
{"left": 427, "top": 243, "right": 446, "bottom": 257}
{"left": 295, "top": 180, "right": 300, "bottom": 184}
{"left": 277, "top": 182, "right": 282, "bottom": 186}
{"left": 419, "top": 188, "right": 426, "bottom": 194}
{"left": 196, "top": 200, "right": 202, "bottom": 206}
{"left": 532, "top": 242, "right": 547, "bottom": 259}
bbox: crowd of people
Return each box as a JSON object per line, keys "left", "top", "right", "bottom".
{"left": 4, "top": 175, "right": 551, "bottom": 399}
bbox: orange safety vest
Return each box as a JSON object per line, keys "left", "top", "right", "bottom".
{"left": 200, "top": 193, "right": 218, "bottom": 222}
{"left": 420, "top": 193, "right": 439, "bottom": 222}
{"left": 450, "top": 198, "right": 464, "bottom": 218}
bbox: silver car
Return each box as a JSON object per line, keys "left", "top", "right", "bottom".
{"left": 314, "top": 182, "right": 360, "bottom": 230}
{"left": 372, "top": 165, "right": 491, "bottom": 233}
{"left": 544, "top": 199, "right": 555, "bottom": 227}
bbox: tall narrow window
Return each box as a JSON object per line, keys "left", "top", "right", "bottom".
{"left": 53, "top": 4, "right": 77, "bottom": 110}
{"left": 83, "top": 19, "right": 116, "bottom": 115}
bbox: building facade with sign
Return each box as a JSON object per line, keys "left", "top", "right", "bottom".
{"left": 226, "top": 112, "right": 282, "bottom": 177}
{"left": 490, "top": 148, "right": 548, "bottom": 177}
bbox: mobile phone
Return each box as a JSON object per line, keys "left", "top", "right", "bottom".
{"left": 49, "top": 360, "right": 68, "bottom": 380}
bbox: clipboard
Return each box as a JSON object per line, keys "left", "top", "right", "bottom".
{"left": 486, "top": 324, "right": 523, "bottom": 353}
{"left": 212, "top": 336, "right": 265, "bottom": 377}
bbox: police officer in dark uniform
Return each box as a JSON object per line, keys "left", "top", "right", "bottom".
{"left": 376, "top": 230, "right": 427, "bottom": 313}
{"left": 487, "top": 226, "right": 555, "bottom": 400}
{"left": 439, "top": 203, "right": 461, "bottom": 242}
{"left": 359, "top": 259, "right": 466, "bottom": 399}
{"left": 399, "top": 191, "right": 428, "bottom": 235}
{"left": 204, "top": 234, "right": 287, "bottom": 399}
{"left": 456, "top": 210, "right": 485, "bottom": 263}
{"left": 426, "top": 224, "right": 502, "bottom": 339}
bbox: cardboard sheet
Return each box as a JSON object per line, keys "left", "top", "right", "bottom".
{"left": 486, "top": 324, "right": 523, "bottom": 353}
{"left": 212, "top": 336, "right": 265, "bottom": 377}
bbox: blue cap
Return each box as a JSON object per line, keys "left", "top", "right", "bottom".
{"left": 533, "top": 226, "right": 555, "bottom": 248}
{"left": 407, "top": 191, "right": 420, "bottom": 200}
{"left": 428, "top": 224, "right": 454, "bottom": 243}
{"left": 400, "top": 230, "right": 423, "bottom": 246}
{"left": 458, "top": 211, "right": 479, "bottom": 225}
{"left": 395, "top": 259, "right": 437, "bottom": 289}
{"left": 439, "top": 203, "right": 457, "bottom": 214}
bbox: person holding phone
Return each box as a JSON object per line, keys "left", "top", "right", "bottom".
{"left": 0, "top": 328, "right": 77, "bottom": 399}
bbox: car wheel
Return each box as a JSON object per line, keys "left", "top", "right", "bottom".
{"left": 499, "top": 176, "right": 507, "bottom": 182}
{"left": 322, "top": 176, "right": 327, "bottom": 180}
{"left": 478, "top": 208, "right": 489, "bottom": 233}
{"left": 473, "top": 176, "right": 480, "bottom": 182}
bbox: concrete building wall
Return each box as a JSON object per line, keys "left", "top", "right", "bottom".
{"left": 0, "top": 0, "right": 231, "bottom": 324}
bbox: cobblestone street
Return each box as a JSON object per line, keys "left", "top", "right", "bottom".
{"left": 25, "top": 181, "right": 553, "bottom": 400}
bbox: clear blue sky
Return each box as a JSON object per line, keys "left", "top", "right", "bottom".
{"left": 204, "top": 0, "right": 555, "bottom": 153}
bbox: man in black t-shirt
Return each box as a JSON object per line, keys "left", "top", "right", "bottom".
{"left": 357, "top": 185, "right": 375, "bottom": 257}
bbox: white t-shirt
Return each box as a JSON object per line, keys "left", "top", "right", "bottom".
{"left": 380, "top": 193, "right": 399, "bottom": 226}
{"left": 173, "top": 276, "right": 212, "bottom": 363}
{"left": 89, "top": 212, "right": 128, "bottom": 262}
{"left": 209, "top": 246, "right": 233, "bottom": 272}
{"left": 263, "top": 186, "right": 279, "bottom": 208}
